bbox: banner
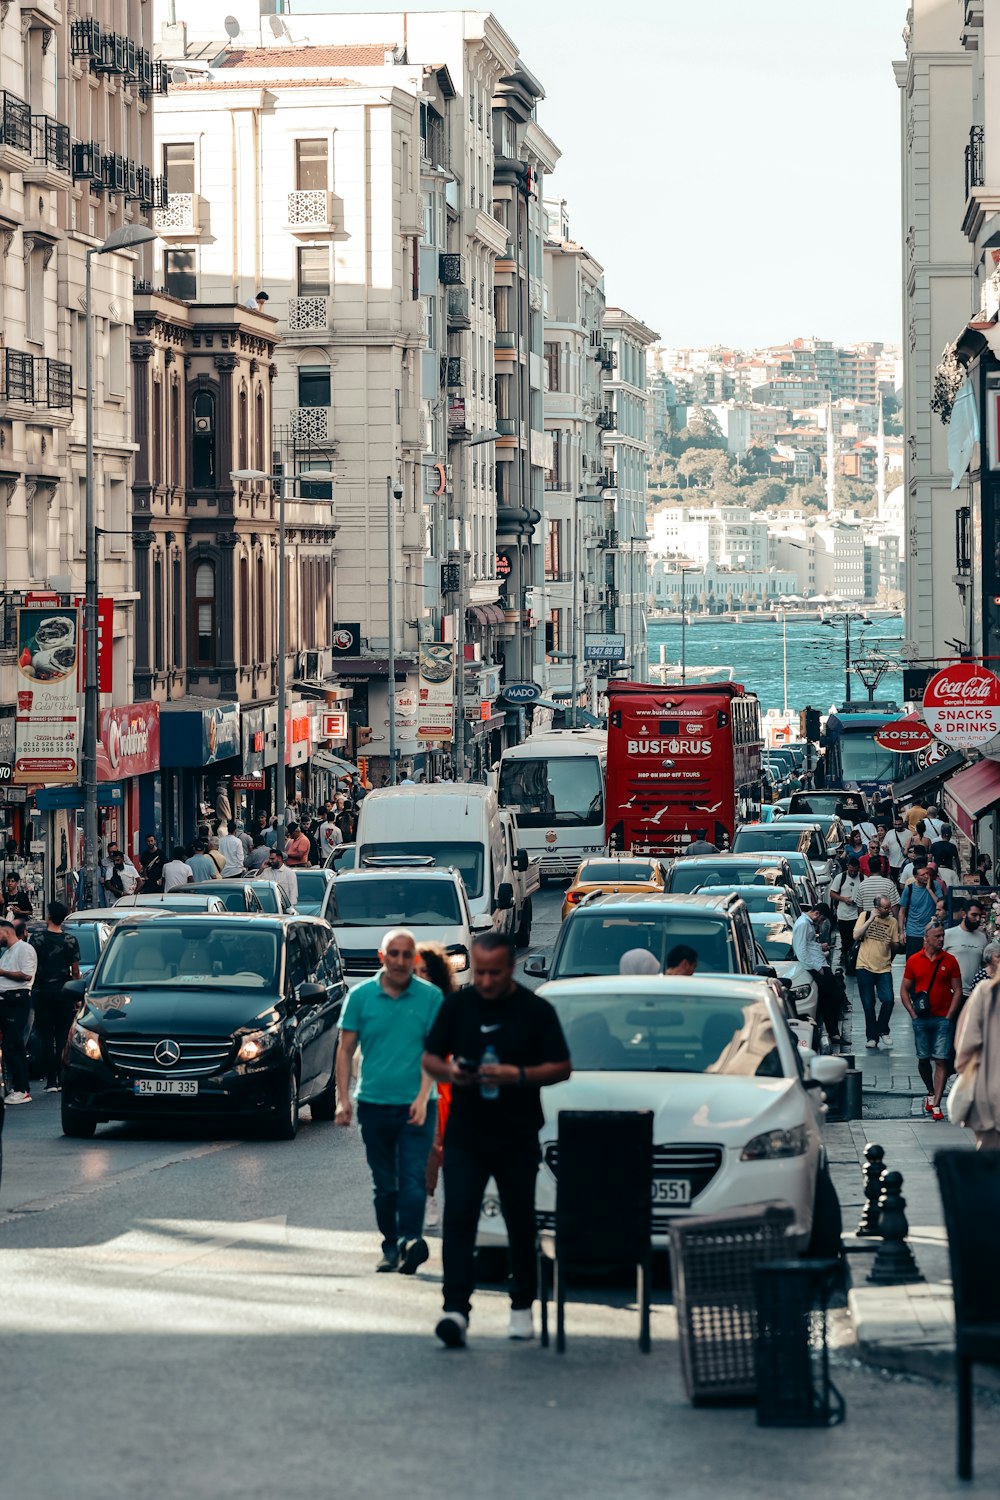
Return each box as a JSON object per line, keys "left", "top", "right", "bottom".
{"left": 14, "top": 606, "right": 81, "bottom": 784}
{"left": 418, "top": 641, "right": 455, "bottom": 742}
{"left": 97, "top": 703, "right": 160, "bottom": 780}
{"left": 922, "top": 664, "right": 1000, "bottom": 751}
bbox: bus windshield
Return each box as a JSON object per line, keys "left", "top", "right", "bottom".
{"left": 840, "top": 733, "right": 896, "bottom": 785}
{"left": 499, "top": 755, "right": 604, "bottom": 828}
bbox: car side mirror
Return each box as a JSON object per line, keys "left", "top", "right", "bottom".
{"left": 753, "top": 962, "right": 778, "bottom": 979}
{"left": 64, "top": 977, "right": 87, "bottom": 1001}
{"left": 523, "top": 953, "right": 549, "bottom": 977}
{"left": 496, "top": 881, "right": 514, "bottom": 910}
{"left": 515, "top": 849, "right": 529, "bottom": 872}
{"left": 297, "top": 982, "right": 327, "bottom": 1003}
{"left": 809, "top": 1055, "right": 848, "bottom": 1086}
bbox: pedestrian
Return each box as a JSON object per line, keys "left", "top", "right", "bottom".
{"left": 830, "top": 855, "right": 863, "bottom": 966}
{"left": 207, "top": 836, "right": 226, "bottom": 874}
{"left": 317, "top": 809, "right": 343, "bottom": 861}
{"left": 969, "top": 852, "right": 994, "bottom": 888}
{"left": 258, "top": 812, "right": 278, "bottom": 850}
{"left": 881, "top": 814, "right": 912, "bottom": 884}
{"left": 904, "top": 800, "right": 929, "bottom": 832}
{"left": 0, "top": 916, "right": 38, "bottom": 1103}
{"left": 971, "top": 939, "right": 1000, "bottom": 993}
{"left": 909, "top": 819, "right": 932, "bottom": 857}
{"left": 336, "top": 928, "right": 443, "bottom": 1274}
{"left": 791, "top": 901, "right": 843, "bottom": 1051}
{"left": 416, "top": 941, "right": 458, "bottom": 1230}
{"left": 186, "top": 840, "right": 219, "bottom": 883}
{"left": 943, "top": 899, "right": 988, "bottom": 1000}
{"left": 217, "top": 822, "right": 246, "bottom": 877}
{"left": 931, "top": 823, "right": 960, "bottom": 874}
{"left": 103, "top": 850, "right": 137, "bottom": 903}
{"left": 162, "top": 846, "right": 194, "bottom": 892}
{"left": 953, "top": 966, "right": 1000, "bottom": 1149}
{"left": 304, "top": 817, "right": 322, "bottom": 866}
{"left": 924, "top": 804, "right": 946, "bottom": 841}
{"left": 263, "top": 846, "right": 298, "bottom": 906}
{"left": 852, "top": 895, "right": 901, "bottom": 1050}
{"left": 900, "top": 919, "right": 963, "bottom": 1121}
{"left": 246, "top": 832, "right": 271, "bottom": 872}
{"left": 422, "top": 931, "right": 572, "bottom": 1347}
{"left": 29, "top": 901, "right": 81, "bottom": 1092}
{"left": 284, "top": 822, "right": 312, "bottom": 868}
{"left": 684, "top": 827, "right": 719, "bottom": 856}
{"left": 858, "top": 854, "right": 898, "bottom": 914}
{"left": 235, "top": 821, "right": 253, "bottom": 861}
{"left": 665, "top": 944, "right": 698, "bottom": 976}
{"left": 139, "top": 833, "right": 165, "bottom": 893}
{"left": 844, "top": 828, "right": 865, "bottom": 867}
{"left": 900, "top": 863, "right": 945, "bottom": 958}
{"left": 619, "top": 948, "right": 662, "bottom": 975}
{"left": 3, "top": 873, "right": 34, "bottom": 921}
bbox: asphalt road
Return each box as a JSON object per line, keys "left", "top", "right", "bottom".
{"left": 2, "top": 885, "right": 998, "bottom": 1499}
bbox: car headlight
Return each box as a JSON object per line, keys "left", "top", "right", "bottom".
{"left": 447, "top": 946, "right": 469, "bottom": 972}
{"left": 69, "top": 1023, "right": 102, "bottom": 1062}
{"left": 740, "top": 1124, "right": 809, "bottom": 1161}
{"left": 236, "top": 1026, "right": 282, "bottom": 1063}
{"left": 791, "top": 982, "right": 813, "bottom": 1001}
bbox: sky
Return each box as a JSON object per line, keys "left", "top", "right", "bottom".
{"left": 292, "top": 0, "right": 905, "bottom": 350}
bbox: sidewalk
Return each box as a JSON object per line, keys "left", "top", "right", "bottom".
{"left": 842, "top": 954, "right": 929, "bottom": 1101}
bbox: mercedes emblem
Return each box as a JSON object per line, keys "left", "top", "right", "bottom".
{"left": 154, "top": 1039, "right": 181, "bottom": 1067}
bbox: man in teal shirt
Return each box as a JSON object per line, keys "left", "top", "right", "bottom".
{"left": 336, "top": 928, "right": 444, "bottom": 1273}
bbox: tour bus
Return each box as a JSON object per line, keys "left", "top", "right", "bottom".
{"left": 496, "top": 729, "right": 608, "bottom": 880}
{"left": 605, "top": 681, "right": 763, "bottom": 858}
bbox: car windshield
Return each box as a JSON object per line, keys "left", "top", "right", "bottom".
{"left": 789, "top": 792, "right": 867, "bottom": 821}
{"left": 293, "top": 871, "right": 330, "bottom": 913}
{"left": 669, "top": 860, "right": 786, "bottom": 894}
{"left": 553, "top": 914, "right": 734, "bottom": 978}
{"left": 751, "top": 918, "right": 796, "bottom": 963}
{"left": 707, "top": 885, "right": 796, "bottom": 917}
{"left": 208, "top": 888, "right": 247, "bottom": 912}
{"left": 840, "top": 734, "right": 896, "bottom": 785}
{"left": 733, "top": 828, "right": 825, "bottom": 861}
{"left": 499, "top": 755, "right": 604, "bottom": 828}
{"left": 93, "top": 922, "right": 279, "bottom": 990}
{"left": 357, "top": 841, "right": 484, "bottom": 899}
{"left": 330, "top": 878, "right": 462, "bottom": 927}
{"left": 248, "top": 884, "right": 281, "bottom": 911}
{"left": 578, "top": 860, "right": 655, "bottom": 885}
{"left": 549, "top": 990, "right": 785, "bottom": 1075}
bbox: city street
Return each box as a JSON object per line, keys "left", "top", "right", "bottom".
{"left": 2, "top": 886, "right": 999, "bottom": 1500}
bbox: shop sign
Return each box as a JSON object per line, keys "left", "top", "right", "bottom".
{"left": 418, "top": 641, "right": 455, "bottom": 742}
{"left": 394, "top": 692, "right": 418, "bottom": 736}
{"left": 233, "top": 773, "right": 266, "bottom": 791}
{"left": 74, "top": 596, "right": 114, "bottom": 695}
{"left": 873, "top": 717, "right": 935, "bottom": 755}
{"left": 921, "top": 664, "right": 1000, "bottom": 750}
{"left": 499, "top": 682, "right": 541, "bottom": 705}
{"left": 479, "top": 667, "right": 501, "bottom": 700}
{"left": 242, "top": 706, "right": 267, "bottom": 777}
{"left": 202, "top": 704, "right": 241, "bottom": 765}
{"left": 585, "top": 632, "right": 626, "bottom": 662}
{"left": 330, "top": 623, "right": 362, "bottom": 657}
{"left": 0, "top": 715, "right": 13, "bottom": 780}
{"left": 287, "top": 703, "right": 310, "bottom": 766}
{"left": 322, "top": 711, "right": 349, "bottom": 741}
{"left": 14, "top": 606, "right": 80, "bottom": 785}
{"left": 480, "top": 701, "right": 492, "bottom": 721}
{"left": 35, "top": 783, "right": 123, "bottom": 810}
{"left": 97, "top": 703, "right": 160, "bottom": 780}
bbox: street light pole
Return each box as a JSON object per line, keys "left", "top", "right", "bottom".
{"left": 387, "top": 476, "right": 397, "bottom": 786}
{"left": 680, "top": 568, "right": 687, "bottom": 685}
{"left": 844, "top": 614, "right": 851, "bottom": 705}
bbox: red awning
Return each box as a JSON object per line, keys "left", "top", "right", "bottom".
{"left": 942, "top": 758, "right": 1000, "bottom": 841}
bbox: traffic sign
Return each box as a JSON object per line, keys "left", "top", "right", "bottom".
{"left": 499, "top": 682, "right": 541, "bottom": 704}
{"left": 873, "top": 717, "right": 935, "bottom": 754}
{"left": 921, "top": 664, "right": 1000, "bottom": 750}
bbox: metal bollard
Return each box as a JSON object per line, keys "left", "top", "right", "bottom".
{"left": 867, "top": 1169, "right": 924, "bottom": 1285}
{"left": 856, "top": 1142, "right": 885, "bottom": 1237}
{"left": 841, "top": 1069, "right": 863, "bottom": 1120}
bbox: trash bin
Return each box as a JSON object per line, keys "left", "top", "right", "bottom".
{"left": 754, "top": 1259, "right": 845, "bottom": 1427}
{"left": 669, "top": 1203, "right": 796, "bottom": 1403}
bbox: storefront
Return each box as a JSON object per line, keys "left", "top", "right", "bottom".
{"left": 35, "top": 783, "right": 125, "bottom": 911}
{"left": 159, "top": 699, "right": 241, "bottom": 844}
{"left": 97, "top": 702, "right": 161, "bottom": 861}
{"left": 942, "top": 756, "right": 1000, "bottom": 867}
{"left": 238, "top": 704, "right": 277, "bottom": 824}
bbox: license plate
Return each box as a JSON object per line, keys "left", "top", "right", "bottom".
{"left": 133, "top": 1079, "right": 199, "bottom": 1096}
{"left": 652, "top": 1178, "right": 691, "bottom": 1205}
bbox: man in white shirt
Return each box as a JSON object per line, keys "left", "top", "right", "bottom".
{"left": 264, "top": 846, "right": 298, "bottom": 907}
{"left": 923, "top": 805, "right": 946, "bottom": 841}
{"left": 317, "top": 815, "right": 343, "bottom": 861}
{"left": 218, "top": 822, "right": 246, "bottom": 878}
{"left": 881, "top": 816, "right": 911, "bottom": 881}
{"left": 162, "top": 847, "right": 194, "bottom": 893}
{"left": 0, "top": 917, "right": 38, "bottom": 1103}
{"left": 943, "top": 899, "right": 988, "bottom": 997}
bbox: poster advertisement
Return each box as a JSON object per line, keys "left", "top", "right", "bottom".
{"left": 14, "top": 606, "right": 81, "bottom": 785}
{"left": 418, "top": 642, "right": 455, "bottom": 742}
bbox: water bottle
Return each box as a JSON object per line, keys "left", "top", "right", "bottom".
{"left": 480, "top": 1044, "right": 500, "bottom": 1100}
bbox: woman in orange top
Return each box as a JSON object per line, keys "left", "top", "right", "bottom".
{"left": 416, "top": 940, "right": 456, "bottom": 1226}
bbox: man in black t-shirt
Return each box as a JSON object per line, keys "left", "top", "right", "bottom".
{"left": 29, "top": 900, "right": 80, "bottom": 1090}
{"left": 423, "top": 932, "right": 571, "bottom": 1349}
{"left": 139, "top": 833, "right": 165, "bottom": 893}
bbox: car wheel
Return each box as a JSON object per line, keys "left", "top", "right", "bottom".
{"left": 309, "top": 1069, "right": 338, "bottom": 1122}
{"left": 807, "top": 1160, "right": 843, "bottom": 1259}
{"left": 61, "top": 1099, "right": 98, "bottom": 1139}
{"left": 265, "top": 1064, "right": 300, "bottom": 1141}
{"left": 515, "top": 898, "right": 532, "bottom": 949}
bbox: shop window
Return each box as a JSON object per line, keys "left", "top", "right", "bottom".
{"left": 191, "top": 559, "right": 216, "bottom": 666}
{"left": 191, "top": 390, "right": 216, "bottom": 488}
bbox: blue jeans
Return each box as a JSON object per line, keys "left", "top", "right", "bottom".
{"left": 856, "top": 969, "right": 894, "bottom": 1042}
{"left": 357, "top": 1100, "right": 437, "bottom": 1254}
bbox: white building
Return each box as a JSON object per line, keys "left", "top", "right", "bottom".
{"left": 649, "top": 562, "right": 797, "bottom": 610}
{"left": 651, "top": 507, "right": 775, "bottom": 574}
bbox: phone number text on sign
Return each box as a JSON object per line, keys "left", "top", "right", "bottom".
{"left": 921, "top": 665, "right": 1000, "bottom": 751}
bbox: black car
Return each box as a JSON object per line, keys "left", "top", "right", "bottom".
{"left": 61, "top": 914, "right": 345, "bottom": 1140}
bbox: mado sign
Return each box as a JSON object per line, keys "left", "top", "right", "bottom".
{"left": 921, "top": 664, "right": 1000, "bottom": 750}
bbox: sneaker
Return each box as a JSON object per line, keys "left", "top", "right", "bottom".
{"left": 508, "top": 1307, "right": 534, "bottom": 1341}
{"left": 924, "top": 1096, "right": 934, "bottom": 1116}
{"left": 435, "top": 1312, "right": 468, "bottom": 1349}
{"left": 44, "top": 1084, "right": 61, "bottom": 1093}
{"left": 375, "top": 1250, "right": 400, "bottom": 1273}
{"left": 931, "top": 1104, "right": 944, "bottom": 1122}
{"left": 881, "top": 1032, "right": 893, "bottom": 1049}
{"left": 398, "top": 1237, "right": 429, "bottom": 1276}
{"left": 425, "top": 1194, "right": 441, "bottom": 1229}
{"left": 865, "top": 1039, "right": 878, "bottom": 1050}
{"left": 4, "top": 1091, "right": 31, "bottom": 1105}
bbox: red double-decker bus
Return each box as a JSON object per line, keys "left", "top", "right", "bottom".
{"left": 606, "top": 681, "right": 763, "bottom": 857}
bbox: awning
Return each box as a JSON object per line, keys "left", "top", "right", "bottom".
{"left": 466, "top": 603, "right": 505, "bottom": 626}
{"left": 942, "top": 757, "right": 1000, "bottom": 841}
{"left": 892, "top": 751, "right": 967, "bottom": 805}
{"left": 310, "top": 750, "right": 359, "bottom": 778}
{"left": 325, "top": 657, "right": 415, "bottom": 678}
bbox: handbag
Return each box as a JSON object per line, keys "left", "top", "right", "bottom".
{"left": 844, "top": 939, "right": 861, "bottom": 977}
{"left": 948, "top": 982, "right": 997, "bottom": 1125}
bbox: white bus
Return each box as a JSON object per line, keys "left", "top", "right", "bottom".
{"left": 497, "top": 729, "right": 607, "bottom": 880}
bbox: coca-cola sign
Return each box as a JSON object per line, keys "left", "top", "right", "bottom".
{"left": 921, "top": 664, "right": 1000, "bottom": 750}
{"left": 873, "top": 717, "right": 935, "bottom": 754}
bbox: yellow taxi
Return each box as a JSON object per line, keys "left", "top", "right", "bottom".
{"left": 561, "top": 856, "right": 668, "bottom": 920}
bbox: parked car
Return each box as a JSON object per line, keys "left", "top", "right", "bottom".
{"left": 663, "top": 853, "right": 800, "bottom": 906}
{"left": 688, "top": 882, "right": 802, "bottom": 922}
{"left": 61, "top": 913, "right": 345, "bottom": 1140}
{"left": 324, "top": 844, "right": 357, "bottom": 875}
{"left": 731, "top": 823, "right": 836, "bottom": 895}
{"left": 50, "top": 916, "right": 110, "bottom": 982}
{"left": 773, "top": 814, "right": 848, "bottom": 859}
{"left": 113, "top": 893, "right": 230, "bottom": 914}
{"left": 285, "top": 868, "right": 335, "bottom": 919}
{"left": 748, "top": 913, "right": 818, "bottom": 1019}
{"left": 327, "top": 865, "right": 485, "bottom": 984}
{"left": 787, "top": 790, "right": 870, "bottom": 829}
{"left": 186, "top": 880, "right": 268, "bottom": 913}
{"left": 561, "top": 856, "right": 668, "bottom": 920}
{"left": 524, "top": 892, "right": 767, "bottom": 982}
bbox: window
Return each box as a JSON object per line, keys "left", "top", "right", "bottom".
{"left": 296, "top": 246, "right": 330, "bottom": 297}
{"left": 238, "top": 388, "right": 248, "bottom": 469}
{"left": 256, "top": 554, "right": 266, "bottom": 663}
{"left": 299, "top": 459, "right": 332, "bottom": 501}
{"left": 162, "top": 142, "right": 195, "bottom": 196}
{"left": 172, "top": 558, "right": 182, "bottom": 667}
{"left": 240, "top": 556, "right": 250, "bottom": 664}
{"left": 255, "top": 390, "right": 265, "bottom": 469}
{"left": 192, "top": 560, "right": 216, "bottom": 666}
{"left": 164, "top": 248, "right": 196, "bottom": 301}
{"left": 170, "top": 383, "right": 181, "bottom": 487}
{"left": 297, "top": 366, "right": 330, "bottom": 408}
{"left": 295, "top": 138, "right": 328, "bottom": 191}
{"left": 107, "top": 323, "right": 124, "bottom": 397}
{"left": 153, "top": 559, "right": 164, "bottom": 672}
{"left": 26, "top": 244, "right": 45, "bottom": 345}
{"left": 544, "top": 341, "right": 560, "bottom": 392}
{"left": 107, "top": 478, "right": 126, "bottom": 551}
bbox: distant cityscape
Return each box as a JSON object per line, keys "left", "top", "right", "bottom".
{"left": 643, "top": 337, "right": 905, "bottom": 608}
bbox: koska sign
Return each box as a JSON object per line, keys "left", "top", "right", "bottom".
{"left": 921, "top": 665, "right": 1000, "bottom": 750}
{"left": 873, "top": 717, "right": 935, "bottom": 754}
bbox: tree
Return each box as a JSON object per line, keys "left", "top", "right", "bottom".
{"left": 671, "top": 405, "right": 728, "bottom": 455}
{"left": 678, "top": 447, "right": 725, "bottom": 488}
{"left": 743, "top": 443, "right": 772, "bottom": 475}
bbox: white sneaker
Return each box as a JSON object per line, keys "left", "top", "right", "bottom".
{"left": 865, "top": 1039, "right": 878, "bottom": 1050}
{"left": 424, "top": 1193, "right": 440, "bottom": 1229}
{"left": 881, "top": 1032, "right": 893, "bottom": 1048}
{"left": 435, "top": 1312, "right": 468, "bottom": 1349}
{"left": 4, "top": 1091, "right": 31, "bottom": 1105}
{"left": 508, "top": 1307, "right": 534, "bottom": 1341}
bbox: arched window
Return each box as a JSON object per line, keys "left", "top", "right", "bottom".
{"left": 153, "top": 559, "right": 164, "bottom": 672}
{"left": 169, "top": 382, "right": 181, "bottom": 488}
{"left": 151, "top": 382, "right": 162, "bottom": 487}
{"left": 238, "top": 388, "right": 249, "bottom": 470}
{"left": 191, "top": 390, "right": 216, "bottom": 489}
{"left": 256, "top": 553, "right": 266, "bottom": 662}
{"left": 255, "top": 389, "right": 265, "bottom": 470}
{"left": 192, "top": 559, "right": 216, "bottom": 666}
{"left": 240, "top": 555, "right": 250, "bottom": 664}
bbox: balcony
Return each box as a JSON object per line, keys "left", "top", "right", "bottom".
{"left": 35, "top": 358, "right": 73, "bottom": 410}
{"left": 597, "top": 345, "right": 618, "bottom": 372}
{"left": 1, "top": 349, "right": 35, "bottom": 405}
{"left": 497, "top": 416, "right": 517, "bottom": 436}
{"left": 596, "top": 407, "right": 616, "bottom": 431}
{"left": 290, "top": 406, "right": 331, "bottom": 444}
{"left": 0, "top": 90, "right": 32, "bottom": 161}
{"left": 72, "top": 140, "right": 104, "bottom": 185}
{"left": 155, "top": 192, "right": 202, "bottom": 238}
{"left": 447, "top": 285, "right": 471, "bottom": 330}
{"left": 966, "top": 125, "right": 985, "bottom": 199}
{"left": 29, "top": 115, "right": 70, "bottom": 177}
{"left": 287, "top": 296, "right": 331, "bottom": 334}
{"left": 285, "top": 189, "right": 337, "bottom": 236}
{"left": 439, "top": 252, "right": 465, "bottom": 286}
{"left": 600, "top": 468, "right": 618, "bottom": 490}
{"left": 444, "top": 356, "right": 465, "bottom": 389}
{"left": 495, "top": 331, "right": 516, "bottom": 350}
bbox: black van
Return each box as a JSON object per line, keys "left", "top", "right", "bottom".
{"left": 61, "top": 914, "right": 345, "bottom": 1140}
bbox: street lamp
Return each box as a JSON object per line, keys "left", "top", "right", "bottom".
{"left": 231, "top": 468, "right": 335, "bottom": 818}
{"left": 82, "top": 223, "right": 158, "bottom": 909}
{"left": 570, "top": 493, "right": 604, "bottom": 727}
{"left": 452, "top": 429, "right": 500, "bottom": 781}
{"left": 820, "top": 609, "right": 873, "bottom": 704}
{"left": 676, "top": 565, "right": 696, "bottom": 685}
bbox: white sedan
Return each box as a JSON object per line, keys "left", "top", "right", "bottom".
{"left": 476, "top": 976, "right": 844, "bottom": 1260}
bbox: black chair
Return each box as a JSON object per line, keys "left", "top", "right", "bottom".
{"left": 934, "top": 1149, "right": 1000, "bottom": 1480}
{"left": 538, "top": 1110, "right": 653, "bottom": 1353}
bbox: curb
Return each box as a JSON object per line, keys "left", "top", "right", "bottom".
{"left": 845, "top": 1258, "right": 1000, "bottom": 1390}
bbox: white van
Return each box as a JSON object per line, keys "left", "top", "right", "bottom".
{"left": 354, "top": 784, "right": 539, "bottom": 946}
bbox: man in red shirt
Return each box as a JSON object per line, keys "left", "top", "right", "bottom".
{"left": 900, "top": 919, "right": 963, "bottom": 1121}
{"left": 284, "top": 822, "right": 312, "bottom": 868}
